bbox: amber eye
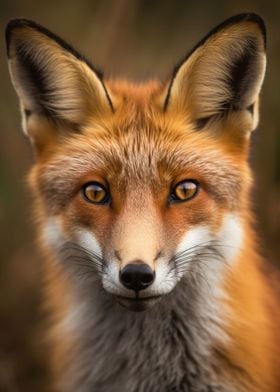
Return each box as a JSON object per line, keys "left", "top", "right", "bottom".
{"left": 82, "top": 182, "right": 110, "bottom": 204}
{"left": 170, "top": 180, "right": 199, "bottom": 203}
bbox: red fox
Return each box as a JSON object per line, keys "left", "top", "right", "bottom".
{"left": 5, "top": 13, "right": 280, "bottom": 391}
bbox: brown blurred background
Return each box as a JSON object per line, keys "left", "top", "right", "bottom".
{"left": 0, "top": 0, "right": 279, "bottom": 390}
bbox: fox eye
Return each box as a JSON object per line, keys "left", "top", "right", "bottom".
{"left": 82, "top": 182, "right": 110, "bottom": 204}
{"left": 170, "top": 180, "right": 199, "bottom": 203}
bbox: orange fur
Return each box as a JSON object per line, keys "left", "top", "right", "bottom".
{"left": 6, "top": 14, "right": 280, "bottom": 392}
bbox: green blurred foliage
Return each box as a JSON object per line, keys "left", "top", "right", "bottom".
{"left": 0, "top": 0, "right": 279, "bottom": 390}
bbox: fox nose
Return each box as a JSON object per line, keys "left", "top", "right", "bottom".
{"left": 119, "top": 262, "right": 155, "bottom": 291}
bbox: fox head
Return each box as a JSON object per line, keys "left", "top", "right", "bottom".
{"left": 6, "top": 14, "right": 266, "bottom": 311}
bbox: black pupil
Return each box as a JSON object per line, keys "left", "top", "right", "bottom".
{"left": 93, "top": 187, "right": 102, "bottom": 197}
{"left": 175, "top": 181, "right": 196, "bottom": 200}
{"left": 85, "top": 184, "right": 106, "bottom": 203}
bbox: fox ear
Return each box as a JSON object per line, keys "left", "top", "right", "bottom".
{"left": 163, "top": 14, "right": 266, "bottom": 133}
{"left": 6, "top": 19, "right": 113, "bottom": 138}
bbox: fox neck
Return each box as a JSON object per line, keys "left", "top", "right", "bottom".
{"left": 52, "top": 279, "right": 230, "bottom": 391}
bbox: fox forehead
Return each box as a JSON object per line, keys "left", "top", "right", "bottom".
{"left": 31, "top": 82, "right": 249, "bottom": 215}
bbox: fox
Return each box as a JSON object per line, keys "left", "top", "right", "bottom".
{"left": 5, "top": 12, "right": 280, "bottom": 392}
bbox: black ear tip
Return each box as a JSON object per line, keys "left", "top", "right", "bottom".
{"left": 240, "top": 13, "right": 266, "bottom": 33}
{"left": 5, "top": 18, "right": 39, "bottom": 57}
{"left": 5, "top": 17, "right": 104, "bottom": 81}
{"left": 237, "top": 13, "right": 266, "bottom": 45}
{"left": 220, "top": 13, "right": 266, "bottom": 48}
{"left": 191, "top": 14, "right": 267, "bottom": 56}
{"left": 6, "top": 18, "right": 41, "bottom": 31}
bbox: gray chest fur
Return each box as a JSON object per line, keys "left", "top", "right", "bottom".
{"left": 59, "top": 283, "right": 241, "bottom": 392}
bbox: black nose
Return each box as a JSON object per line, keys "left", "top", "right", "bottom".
{"left": 119, "top": 263, "right": 155, "bottom": 291}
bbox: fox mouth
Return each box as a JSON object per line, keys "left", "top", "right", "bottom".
{"left": 116, "top": 295, "right": 161, "bottom": 312}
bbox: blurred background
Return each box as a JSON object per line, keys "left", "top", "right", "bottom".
{"left": 0, "top": 0, "right": 279, "bottom": 390}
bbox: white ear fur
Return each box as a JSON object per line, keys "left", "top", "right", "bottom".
{"left": 6, "top": 19, "right": 113, "bottom": 135}
{"left": 164, "top": 14, "right": 266, "bottom": 133}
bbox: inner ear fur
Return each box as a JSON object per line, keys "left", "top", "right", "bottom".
{"left": 6, "top": 19, "right": 114, "bottom": 136}
{"left": 163, "top": 13, "right": 266, "bottom": 133}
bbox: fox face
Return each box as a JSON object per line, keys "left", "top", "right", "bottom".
{"left": 6, "top": 15, "right": 266, "bottom": 312}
